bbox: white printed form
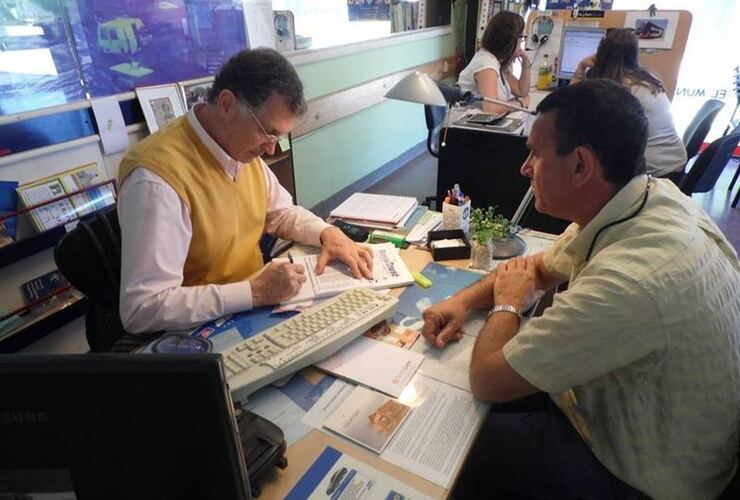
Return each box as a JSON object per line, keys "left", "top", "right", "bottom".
{"left": 381, "top": 374, "right": 488, "bottom": 488}
{"left": 411, "top": 334, "right": 475, "bottom": 391}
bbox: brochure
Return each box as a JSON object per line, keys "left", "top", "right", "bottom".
{"left": 286, "top": 446, "right": 433, "bottom": 500}
{"left": 16, "top": 163, "right": 115, "bottom": 232}
{"left": 20, "top": 270, "right": 70, "bottom": 305}
{"left": 323, "top": 386, "right": 412, "bottom": 454}
{"left": 286, "top": 243, "right": 414, "bottom": 304}
{"left": 316, "top": 336, "right": 424, "bottom": 398}
{"left": 362, "top": 320, "right": 419, "bottom": 350}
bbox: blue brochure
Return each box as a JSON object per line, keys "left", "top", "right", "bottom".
{"left": 396, "top": 262, "right": 483, "bottom": 320}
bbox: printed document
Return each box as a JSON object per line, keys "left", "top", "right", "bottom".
{"left": 411, "top": 334, "right": 476, "bottom": 391}
{"left": 381, "top": 374, "right": 488, "bottom": 488}
{"left": 330, "top": 193, "right": 417, "bottom": 224}
{"left": 286, "top": 446, "right": 433, "bottom": 500}
{"left": 286, "top": 243, "right": 414, "bottom": 303}
{"left": 316, "top": 336, "right": 424, "bottom": 398}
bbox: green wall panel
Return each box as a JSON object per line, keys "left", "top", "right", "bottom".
{"left": 292, "top": 32, "right": 455, "bottom": 207}
{"left": 292, "top": 99, "right": 427, "bottom": 208}
{"left": 296, "top": 34, "right": 455, "bottom": 100}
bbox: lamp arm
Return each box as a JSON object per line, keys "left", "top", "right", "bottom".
{"left": 477, "top": 96, "right": 537, "bottom": 116}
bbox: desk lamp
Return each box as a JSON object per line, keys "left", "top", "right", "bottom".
{"left": 385, "top": 71, "right": 537, "bottom": 115}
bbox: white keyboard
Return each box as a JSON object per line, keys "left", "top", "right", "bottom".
{"left": 222, "top": 288, "right": 398, "bottom": 402}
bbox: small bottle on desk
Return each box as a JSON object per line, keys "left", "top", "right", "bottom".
{"left": 537, "top": 54, "right": 552, "bottom": 91}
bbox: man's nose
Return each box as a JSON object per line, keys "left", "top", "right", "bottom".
{"left": 520, "top": 153, "right": 533, "bottom": 177}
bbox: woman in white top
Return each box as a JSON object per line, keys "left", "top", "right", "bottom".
{"left": 457, "top": 11, "right": 531, "bottom": 114}
{"left": 573, "top": 28, "right": 687, "bottom": 182}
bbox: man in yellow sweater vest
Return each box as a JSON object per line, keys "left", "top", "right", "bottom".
{"left": 118, "top": 48, "right": 373, "bottom": 333}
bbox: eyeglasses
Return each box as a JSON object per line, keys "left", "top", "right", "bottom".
{"left": 241, "top": 104, "right": 288, "bottom": 144}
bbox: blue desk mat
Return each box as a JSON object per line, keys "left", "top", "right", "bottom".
{"left": 396, "top": 262, "right": 483, "bottom": 320}
{"left": 190, "top": 306, "right": 299, "bottom": 351}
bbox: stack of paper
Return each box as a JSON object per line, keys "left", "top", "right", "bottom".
{"left": 329, "top": 193, "right": 418, "bottom": 230}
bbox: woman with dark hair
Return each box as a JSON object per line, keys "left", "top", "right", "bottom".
{"left": 457, "top": 11, "right": 531, "bottom": 114}
{"left": 573, "top": 28, "right": 687, "bottom": 181}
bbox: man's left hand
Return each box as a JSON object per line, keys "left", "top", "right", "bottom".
{"left": 494, "top": 257, "right": 538, "bottom": 311}
{"left": 316, "top": 227, "right": 374, "bottom": 279}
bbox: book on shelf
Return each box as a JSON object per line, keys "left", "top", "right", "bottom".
{"left": 16, "top": 163, "right": 116, "bottom": 233}
{"left": 0, "top": 180, "right": 19, "bottom": 248}
{"left": 20, "top": 270, "right": 70, "bottom": 305}
{"left": 0, "top": 289, "right": 83, "bottom": 343}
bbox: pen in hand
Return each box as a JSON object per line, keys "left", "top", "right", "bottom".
{"left": 287, "top": 252, "right": 294, "bottom": 264}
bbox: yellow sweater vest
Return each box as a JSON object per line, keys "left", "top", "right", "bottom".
{"left": 119, "top": 116, "right": 267, "bottom": 286}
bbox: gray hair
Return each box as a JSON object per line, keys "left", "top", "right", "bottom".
{"left": 208, "top": 48, "right": 306, "bottom": 115}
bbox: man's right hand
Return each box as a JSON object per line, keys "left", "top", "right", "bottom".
{"left": 251, "top": 261, "right": 307, "bottom": 307}
{"left": 421, "top": 298, "right": 470, "bottom": 349}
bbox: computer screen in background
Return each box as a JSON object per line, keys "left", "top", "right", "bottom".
{"left": 556, "top": 27, "right": 606, "bottom": 80}
{"left": 0, "top": 354, "right": 251, "bottom": 500}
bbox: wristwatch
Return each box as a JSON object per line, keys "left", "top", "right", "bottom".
{"left": 487, "top": 304, "right": 522, "bottom": 321}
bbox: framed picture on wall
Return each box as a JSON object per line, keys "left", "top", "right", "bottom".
{"left": 135, "top": 84, "right": 186, "bottom": 133}
{"left": 178, "top": 77, "right": 214, "bottom": 110}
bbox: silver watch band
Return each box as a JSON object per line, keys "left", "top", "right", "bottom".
{"left": 487, "top": 304, "right": 522, "bottom": 320}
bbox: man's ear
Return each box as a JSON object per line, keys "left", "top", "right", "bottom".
{"left": 571, "top": 146, "right": 599, "bottom": 188}
{"left": 216, "top": 89, "right": 237, "bottom": 118}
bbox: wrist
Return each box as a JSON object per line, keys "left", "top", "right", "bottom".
{"left": 488, "top": 304, "right": 522, "bottom": 321}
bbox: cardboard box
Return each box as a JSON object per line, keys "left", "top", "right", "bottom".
{"left": 427, "top": 229, "right": 471, "bottom": 261}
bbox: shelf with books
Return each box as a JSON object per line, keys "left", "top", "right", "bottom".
{"left": 0, "top": 178, "right": 117, "bottom": 269}
{"left": 0, "top": 287, "right": 86, "bottom": 353}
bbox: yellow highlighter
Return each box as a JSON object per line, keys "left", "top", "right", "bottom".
{"left": 413, "top": 272, "right": 432, "bottom": 288}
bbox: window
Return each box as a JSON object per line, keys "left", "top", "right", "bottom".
{"left": 272, "top": 0, "right": 392, "bottom": 51}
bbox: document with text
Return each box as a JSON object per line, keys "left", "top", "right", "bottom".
{"left": 411, "top": 334, "right": 476, "bottom": 391}
{"left": 381, "top": 374, "right": 488, "bottom": 488}
{"left": 285, "top": 242, "right": 414, "bottom": 303}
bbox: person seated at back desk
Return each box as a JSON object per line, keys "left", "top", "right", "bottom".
{"left": 422, "top": 79, "right": 740, "bottom": 499}
{"left": 117, "top": 48, "right": 373, "bottom": 334}
{"left": 572, "top": 28, "right": 687, "bottom": 184}
{"left": 457, "top": 11, "right": 531, "bottom": 115}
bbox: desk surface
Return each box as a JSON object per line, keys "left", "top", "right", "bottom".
{"left": 257, "top": 246, "right": 477, "bottom": 499}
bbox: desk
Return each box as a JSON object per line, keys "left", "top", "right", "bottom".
{"left": 257, "top": 246, "right": 480, "bottom": 499}
{"left": 437, "top": 109, "right": 569, "bottom": 235}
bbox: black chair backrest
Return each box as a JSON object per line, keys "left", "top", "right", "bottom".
{"left": 680, "top": 127, "right": 740, "bottom": 195}
{"left": 54, "top": 207, "right": 127, "bottom": 352}
{"left": 424, "top": 104, "right": 447, "bottom": 158}
{"left": 683, "top": 99, "right": 725, "bottom": 161}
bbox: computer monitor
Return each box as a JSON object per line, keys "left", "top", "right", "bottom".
{"left": 556, "top": 27, "right": 606, "bottom": 80}
{"left": 0, "top": 354, "right": 250, "bottom": 499}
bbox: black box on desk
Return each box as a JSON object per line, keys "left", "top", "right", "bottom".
{"left": 427, "top": 229, "right": 471, "bottom": 261}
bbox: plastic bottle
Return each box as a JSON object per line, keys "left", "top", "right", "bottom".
{"left": 537, "top": 54, "right": 552, "bottom": 90}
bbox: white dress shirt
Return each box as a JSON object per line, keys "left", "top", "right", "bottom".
{"left": 118, "top": 106, "right": 330, "bottom": 333}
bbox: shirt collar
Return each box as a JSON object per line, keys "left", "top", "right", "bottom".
{"left": 565, "top": 175, "right": 651, "bottom": 262}
{"left": 186, "top": 104, "right": 242, "bottom": 180}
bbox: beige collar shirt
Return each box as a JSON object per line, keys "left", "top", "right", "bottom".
{"left": 504, "top": 175, "right": 740, "bottom": 500}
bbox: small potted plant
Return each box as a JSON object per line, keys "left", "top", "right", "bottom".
{"left": 469, "top": 206, "right": 497, "bottom": 270}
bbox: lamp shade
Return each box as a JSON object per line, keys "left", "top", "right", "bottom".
{"left": 385, "top": 71, "right": 447, "bottom": 107}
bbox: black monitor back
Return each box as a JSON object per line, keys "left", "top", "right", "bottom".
{"left": 437, "top": 127, "right": 568, "bottom": 234}
{"left": 0, "top": 354, "right": 250, "bottom": 500}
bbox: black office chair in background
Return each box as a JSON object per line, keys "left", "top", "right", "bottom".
{"left": 679, "top": 126, "right": 740, "bottom": 198}
{"left": 682, "top": 99, "right": 725, "bottom": 162}
{"left": 54, "top": 206, "right": 140, "bottom": 352}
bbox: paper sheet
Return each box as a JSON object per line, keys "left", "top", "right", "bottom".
{"left": 286, "top": 243, "right": 414, "bottom": 304}
{"left": 411, "top": 334, "right": 476, "bottom": 391}
{"left": 382, "top": 374, "right": 488, "bottom": 488}
{"left": 244, "top": 0, "right": 276, "bottom": 49}
{"left": 316, "top": 336, "right": 424, "bottom": 398}
{"left": 302, "top": 379, "right": 354, "bottom": 430}
{"left": 91, "top": 96, "right": 129, "bottom": 154}
{"left": 286, "top": 446, "right": 433, "bottom": 500}
{"left": 330, "top": 193, "right": 417, "bottom": 224}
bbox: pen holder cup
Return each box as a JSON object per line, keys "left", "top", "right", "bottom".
{"left": 441, "top": 200, "right": 471, "bottom": 233}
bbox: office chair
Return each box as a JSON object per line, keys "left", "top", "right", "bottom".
{"left": 424, "top": 104, "right": 447, "bottom": 158}
{"left": 54, "top": 206, "right": 155, "bottom": 352}
{"left": 682, "top": 99, "right": 725, "bottom": 162}
{"left": 679, "top": 126, "right": 740, "bottom": 197}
